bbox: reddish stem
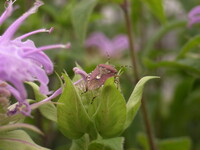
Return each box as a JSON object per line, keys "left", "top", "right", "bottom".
{"left": 121, "top": 1, "right": 157, "bottom": 150}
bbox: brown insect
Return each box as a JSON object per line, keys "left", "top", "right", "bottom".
{"left": 73, "top": 64, "right": 120, "bottom": 104}
{"left": 86, "top": 64, "right": 118, "bottom": 91}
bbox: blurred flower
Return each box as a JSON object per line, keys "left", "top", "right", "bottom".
{"left": 164, "top": 0, "right": 185, "bottom": 18}
{"left": 100, "top": 6, "right": 123, "bottom": 25}
{"left": 85, "top": 32, "right": 129, "bottom": 57}
{"left": 54, "top": 0, "right": 67, "bottom": 6}
{"left": 188, "top": 5, "right": 200, "bottom": 27}
{"left": 0, "top": 0, "right": 70, "bottom": 116}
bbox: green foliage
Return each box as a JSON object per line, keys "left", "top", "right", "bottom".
{"left": 94, "top": 78, "right": 126, "bottom": 138}
{"left": 57, "top": 74, "right": 91, "bottom": 139}
{"left": 2, "top": 0, "right": 200, "bottom": 149}
{"left": 137, "top": 133, "right": 191, "bottom": 150}
{"left": 0, "top": 109, "right": 24, "bottom": 126}
{"left": 27, "top": 82, "right": 57, "bottom": 122}
{"left": 143, "top": 20, "right": 187, "bottom": 56}
{"left": 26, "top": 82, "right": 47, "bottom": 101}
{"left": 159, "top": 138, "right": 191, "bottom": 150}
{"left": 70, "top": 134, "right": 90, "bottom": 150}
{"left": 177, "top": 35, "right": 200, "bottom": 59}
{"left": 39, "top": 103, "right": 57, "bottom": 122}
{"left": 125, "top": 76, "right": 159, "bottom": 129}
{"left": 100, "top": 0, "right": 123, "bottom": 4}
{"left": 88, "top": 137, "right": 124, "bottom": 150}
{"left": 70, "top": 135, "right": 124, "bottom": 150}
{"left": 143, "top": 58, "right": 200, "bottom": 76}
{"left": 71, "top": 0, "right": 98, "bottom": 43}
{"left": 0, "top": 130, "right": 49, "bottom": 150}
{"left": 56, "top": 72, "right": 156, "bottom": 149}
{"left": 0, "top": 123, "right": 43, "bottom": 135}
{"left": 141, "top": 0, "right": 166, "bottom": 24}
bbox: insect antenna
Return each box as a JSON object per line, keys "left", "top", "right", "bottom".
{"left": 104, "top": 50, "right": 111, "bottom": 64}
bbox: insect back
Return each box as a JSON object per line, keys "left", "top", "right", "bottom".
{"left": 73, "top": 64, "right": 129, "bottom": 93}
{"left": 86, "top": 64, "right": 118, "bottom": 91}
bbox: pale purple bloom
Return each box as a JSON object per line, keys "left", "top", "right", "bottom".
{"left": 85, "top": 32, "right": 129, "bottom": 57}
{"left": 73, "top": 67, "right": 88, "bottom": 83}
{"left": 31, "top": 87, "right": 63, "bottom": 110}
{"left": 0, "top": 0, "right": 70, "bottom": 116}
{"left": 188, "top": 6, "right": 200, "bottom": 27}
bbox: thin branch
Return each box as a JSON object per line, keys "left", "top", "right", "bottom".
{"left": 121, "top": 1, "right": 157, "bottom": 150}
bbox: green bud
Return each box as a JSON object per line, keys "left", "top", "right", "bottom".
{"left": 94, "top": 77, "right": 126, "bottom": 138}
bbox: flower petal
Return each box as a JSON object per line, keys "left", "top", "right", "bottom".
{"left": 112, "top": 35, "right": 129, "bottom": 54}
{"left": 0, "top": 0, "right": 14, "bottom": 26}
{"left": 188, "top": 6, "right": 200, "bottom": 18}
{"left": 1, "top": 0, "right": 43, "bottom": 42}
{"left": 85, "top": 32, "right": 113, "bottom": 55}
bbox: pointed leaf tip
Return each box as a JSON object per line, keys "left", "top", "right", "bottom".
{"left": 124, "top": 76, "right": 159, "bottom": 129}
{"left": 57, "top": 74, "right": 91, "bottom": 139}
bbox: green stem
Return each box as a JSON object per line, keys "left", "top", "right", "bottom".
{"left": 121, "top": 1, "right": 157, "bottom": 150}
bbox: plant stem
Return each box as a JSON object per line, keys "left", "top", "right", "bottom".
{"left": 121, "top": 2, "right": 139, "bottom": 82}
{"left": 121, "top": 1, "right": 157, "bottom": 150}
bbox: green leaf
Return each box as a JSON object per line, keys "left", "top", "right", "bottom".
{"left": 143, "top": 58, "right": 200, "bottom": 76}
{"left": 177, "top": 35, "right": 200, "bottom": 59}
{"left": 159, "top": 137, "right": 192, "bottom": 150}
{"left": 88, "top": 137, "right": 124, "bottom": 150}
{"left": 94, "top": 78, "right": 126, "bottom": 138}
{"left": 26, "top": 82, "right": 57, "bottom": 122}
{"left": 141, "top": 0, "right": 166, "bottom": 24}
{"left": 70, "top": 134, "right": 90, "bottom": 150}
{"left": 0, "top": 112, "right": 24, "bottom": 126}
{"left": 0, "top": 123, "right": 43, "bottom": 135}
{"left": 124, "top": 76, "right": 159, "bottom": 129}
{"left": 0, "top": 130, "right": 49, "bottom": 150}
{"left": 57, "top": 74, "right": 91, "bottom": 139}
{"left": 26, "top": 82, "right": 46, "bottom": 101}
{"left": 137, "top": 133, "right": 191, "bottom": 150}
{"left": 71, "top": 0, "right": 98, "bottom": 43}
{"left": 143, "top": 20, "right": 186, "bottom": 56}
{"left": 113, "top": 0, "right": 123, "bottom": 3}
{"left": 39, "top": 103, "right": 57, "bottom": 122}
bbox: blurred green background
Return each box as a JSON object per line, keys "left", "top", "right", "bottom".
{"left": 1, "top": 0, "right": 200, "bottom": 149}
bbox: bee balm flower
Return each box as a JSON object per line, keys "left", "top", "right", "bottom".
{"left": 85, "top": 32, "right": 129, "bottom": 57}
{"left": 188, "top": 6, "right": 200, "bottom": 27}
{"left": 0, "top": 0, "right": 70, "bottom": 116}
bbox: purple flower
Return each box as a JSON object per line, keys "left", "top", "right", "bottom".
{"left": 0, "top": 0, "right": 70, "bottom": 116}
{"left": 85, "top": 32, "right": 129, "bottom": 57}
{"left": 188, "top": 6, "right": 200, "bottom": 27}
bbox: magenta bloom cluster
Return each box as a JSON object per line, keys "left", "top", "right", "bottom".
{"left": 188, "top": 6, "right": 200, "bottom": 27}
{"left": 0, "top": 0, "right": 70, "bottom": 115}
{"left": 85, "top": 32, "right": 129, "bottom": 57}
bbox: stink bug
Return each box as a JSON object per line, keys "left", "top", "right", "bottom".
{"left": 86, "top": 64, "right": 118, "bottom": 91}
{"left": 73, "top": 64, "right": 118, "bottom": 92}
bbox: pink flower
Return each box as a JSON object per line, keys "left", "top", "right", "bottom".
{"left": 0, "top": 0, "right": 70, "bottom": 115}
{"left": 85, "top": 32, "right": 129, "bottom": 57}
{"left": 188, "top": 6, "right": 200, "bottom": 27}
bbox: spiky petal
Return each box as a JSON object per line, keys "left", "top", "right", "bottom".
{"left": 85, "top": 32, "right": 129, "bottom": 56}
{"left": 0, "top": 1, "right": 70, "bottom": 116}
{"left": 188, "top": 6, "right": 200, "bottom": 27}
